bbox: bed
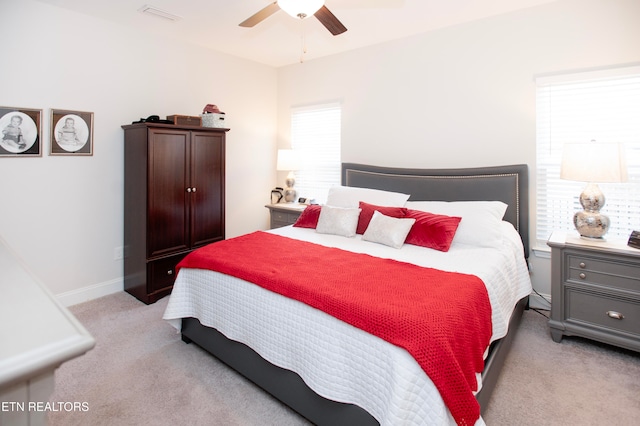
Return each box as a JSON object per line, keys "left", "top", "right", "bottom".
{"left": 163, "top": 163, "right": 532, "bottom": 426}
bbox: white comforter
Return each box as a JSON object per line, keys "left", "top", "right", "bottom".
{"left": 163, "top": 222, "right": 532, "bottom": 425}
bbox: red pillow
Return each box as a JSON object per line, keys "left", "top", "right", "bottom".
{"left": 293, "top": 205, "right": 322, "bottom": 228}
{"left": 404, "top": 209, "right": 462, "bottom": 252}
{"left": 357, "top": 201, "right": 407, "bottom": 234}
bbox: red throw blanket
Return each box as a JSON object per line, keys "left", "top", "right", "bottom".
{"left": 178, "top": 231, "right": 492, "bottom": 425}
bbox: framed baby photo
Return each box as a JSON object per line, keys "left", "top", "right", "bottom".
{"left": 50, "top": 109, "right": 94, "bottom": 156}
{"left": 0, "top": 106, "right": 42, "bottom": 157}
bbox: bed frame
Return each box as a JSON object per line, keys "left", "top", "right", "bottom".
{"left": 181, "top": 163, "right": 530, "bottom": 425}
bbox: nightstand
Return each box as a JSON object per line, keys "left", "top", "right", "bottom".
{"left": 547, "top": 232, "right": 640, "bottom": 352}
{"left": 265, "top": 203, "right": 307, "bottom": 229}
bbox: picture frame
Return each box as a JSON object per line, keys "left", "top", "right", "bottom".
{"left": 0, "top": 106, "right": 42, "bottom": 157}
{"left": 50, "top": 109, "right": 94, "bottom": 156}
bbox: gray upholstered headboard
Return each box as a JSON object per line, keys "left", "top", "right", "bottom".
{"left": 342, "top": 163, "right": 529, "bottom": 258}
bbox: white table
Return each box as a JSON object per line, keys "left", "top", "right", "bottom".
{"left": 0, "top": 236, "right": 95, "bottom": 426}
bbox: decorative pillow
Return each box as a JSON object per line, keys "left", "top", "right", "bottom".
{"left": 362, "top": 211, "right": 416, "bottom": 249}
{"left": 293, "top": 205, "right": 322, "bottom": 229}
{"left": 405, "top": 201, "right": 508, "bottom": 248}
{"left": 356, "top": 201, "right": 407, "bottom": 234}
{"left": 326, "top": 186, "right": 410, "bottom": 209}
{"left": 404, "top": 210, "right": 462, "bottom": 252}
{"left": 315, "top": 205, "right": 361, "bottom": 237}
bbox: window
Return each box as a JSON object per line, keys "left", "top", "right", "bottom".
{"left": 535, "top": 66, "right": 640, "bottom": 246}
{"left": 290, "top": 102, "right": 341, "bottom": 203}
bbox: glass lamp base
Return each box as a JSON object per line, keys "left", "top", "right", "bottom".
{"left": 573, "top": 182, "right": 610, "bottom": 241}
{"left": 574, "top": 210, "right": 610, "bottom": 240}
{"left": 284, "top": 188, "right": 297, "bottom": 203}
{"left": 283, "top": 173, "right": 296, "bottom": 203}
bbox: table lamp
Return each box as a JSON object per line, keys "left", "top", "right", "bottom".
{"left": 560, "top": 141, "right": 628, "bottom": 240}
{"left": 277, "top": 149, "right": 300, "bottom": 203}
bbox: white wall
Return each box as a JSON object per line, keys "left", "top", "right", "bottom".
{"left": 0, "top": 0, "right": 278, "bottom": 304}
{"left": 276, "top": 0, "right": 640, "bottom": 304}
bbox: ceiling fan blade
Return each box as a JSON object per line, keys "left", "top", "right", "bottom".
{"left": 239, "top": 1, "right": 280, "bottom": 28}
{"left": 314, "top": 5, "right": 347, "bottom": 35}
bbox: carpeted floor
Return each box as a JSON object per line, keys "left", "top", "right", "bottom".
{"left": 48, "top": 292, "right": 640, "bottom": 425}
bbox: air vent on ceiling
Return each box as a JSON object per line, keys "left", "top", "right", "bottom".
{"left": 138, "top": 4, "right": 183, "bottom": 22}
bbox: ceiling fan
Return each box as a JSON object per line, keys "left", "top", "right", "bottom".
{"left": 239, "top": 0, "right": 347, "bottom": 36}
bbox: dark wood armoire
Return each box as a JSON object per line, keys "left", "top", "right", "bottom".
{"left": 122, "top": 122, "right": 227, "bottom": 304}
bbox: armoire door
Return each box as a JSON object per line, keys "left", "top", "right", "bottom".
{"left": 190, "top": 131, "right": 225, "bottom": 247}
{"left": 147, "top": 128, "right": 190, "bottom": 258}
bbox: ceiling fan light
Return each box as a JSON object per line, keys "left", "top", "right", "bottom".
{"left": 277, "top": 0, "right": 324, "bottom": 19}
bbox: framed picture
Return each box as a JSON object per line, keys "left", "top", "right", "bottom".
{"left": 0, "top": 106, "right": 42, "bottom": 157}
{"left": 50, "top": 109, "right": 94, "bottom": 156}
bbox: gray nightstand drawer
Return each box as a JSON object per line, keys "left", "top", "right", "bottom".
{"left": 265, "top": 204, "right": 305, "bottom": 229}
{"left": 272, "top": 210, "right": 297, "bottom": 223}
{"left": 271, "top": 219, "right": 292, "bottom": 229}
{"left": 567, "top": 254, "right": 640, "bottom": 293}
{"left": 566, "top": 289, "right": 640, "bottom": 336}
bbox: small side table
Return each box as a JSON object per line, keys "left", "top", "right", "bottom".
{"left": 265, "top": 203, "right": 307, "bottom": 229}
{"left": 547, "top": 232, "right": 640, "bottom": 352}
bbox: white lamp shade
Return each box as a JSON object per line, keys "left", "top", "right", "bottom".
{"left": 277, "top": 0, "right": 324, "bottom": 19}
{"left": 560, "top": 142, "right": 628, "bottom": 183}
{"left": 276, "top": 149, "right": 300, "bottom": 171}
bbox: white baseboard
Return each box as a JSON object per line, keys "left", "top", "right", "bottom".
{"left": 528, "top": 291, "right": 552, "bottom": 311}
{"left": 55, "top": 278, "right": 123, "bottom": 307}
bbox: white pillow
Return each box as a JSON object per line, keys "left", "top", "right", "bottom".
{"left": 406, "top": 201, "right": 508, "bottom": 220}
{"left": 326, "top": 186, "right": 410, "bottom": 208}
{"left": 405, "top": 201, "right": 508, "bottom": 248}
{"left": 316, "top": 205, "right": 361, "bottom": 237}
{"left": 362, "top": 211, "right": 416, "bottom": 249}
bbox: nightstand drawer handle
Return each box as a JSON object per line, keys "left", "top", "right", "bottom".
{"left": 606, "top": 311, "right": 624, "bottom": 320}
{"left": 167, "top": 269, "right": 173, "bottom": 275}
{"left": 579, "top": 262, "right": 586, "bottom": 268}
{"left": 579, "top": 273, "right": 586, "bottom": 279}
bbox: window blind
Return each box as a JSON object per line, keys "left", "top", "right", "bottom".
{"left": 290, "top": 102, "right": 341, "bottom": 203}
{"left": 535, "top": 66, "right": 640, "bottom": 245}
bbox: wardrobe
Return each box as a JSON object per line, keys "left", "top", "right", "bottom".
{"left": 122, "top": 122, "right": 227, "bottom": 304}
